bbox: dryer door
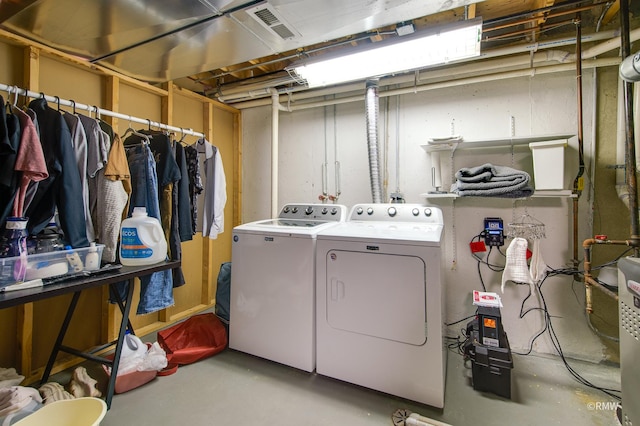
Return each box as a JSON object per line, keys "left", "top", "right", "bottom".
{"left": 325, "top": 250, "right": 427, "bottom": 345}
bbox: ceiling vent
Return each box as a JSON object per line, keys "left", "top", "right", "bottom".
{"left": 245, "top": 3, "right": 300, "bottom": 40}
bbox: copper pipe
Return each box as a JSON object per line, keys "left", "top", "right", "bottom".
{"left": 483, "top": 4, "right": 602, "bottom": 33}
{"left": 572, "top": 14, "right": 585, "bottom": 272}
{"left": 483, "top": 20, "right": 575, "bottom": 42}
{"left": 585, "top": 275, "right": 619, "bottom": 301}
{"left": 484, "top": 0, "right": 608, "bottom": 26}
{"left": 585, "top": 279, "right": 594, "bottom": 313}
{"left": 582, "top": 237, "right": 629, "bottom": 313}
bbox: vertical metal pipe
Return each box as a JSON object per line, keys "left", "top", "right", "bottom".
{"left": 620, "top": 0, "right": 640, "bottom": 250}
{"left": 395, "top": 96, "right": 401, "bottom": 194}
{"left": 271, "top": 90, "right": 279, "bottom": 218}
{"left": 365, "top": 79, "right": 383, "bottom": 203}
{"left": 321, "top": 104, "right": 329, "bottom": 202}
{"left": 572, "top": 13, "right": 585, "bottom": 269}
{"left": 334, "top": 102, "right": 341, "bottom": 201}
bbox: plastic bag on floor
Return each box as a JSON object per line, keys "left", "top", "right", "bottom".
{"left": 116, "top": 335, "right": 167, "bottom": 375}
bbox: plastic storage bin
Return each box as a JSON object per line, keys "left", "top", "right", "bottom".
{"left": 103, "top": 343, "right": 158, "bottom": 394}
{"left": 0, "top": 244, "right": 105, "bottom": 288}
{"left": 529, "top": 140, "right": 567, "bottom": 190}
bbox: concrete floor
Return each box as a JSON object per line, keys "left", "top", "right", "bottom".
{"left": 67, "top": 344, "right": 621, "bottom": 426}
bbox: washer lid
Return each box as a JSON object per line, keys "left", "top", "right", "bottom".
{"left": 233, "top": 218, "right": 343, "bottom": 235}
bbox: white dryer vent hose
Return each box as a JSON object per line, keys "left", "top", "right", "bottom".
{"left": 406, "top": 413, "right": 452, "bottom": 426}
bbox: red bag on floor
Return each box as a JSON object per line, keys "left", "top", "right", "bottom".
{"left": 157, "top": 312, "right": 227, "bottom": 369}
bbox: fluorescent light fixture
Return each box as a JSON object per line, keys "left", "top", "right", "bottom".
{"left": 288, "top": 18, "right": 482, "bottom": 88}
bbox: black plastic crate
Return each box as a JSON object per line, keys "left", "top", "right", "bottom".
{"left": 466, "top": 329, "right": 514, "bottom": 399}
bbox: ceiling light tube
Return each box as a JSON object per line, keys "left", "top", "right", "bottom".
{"left": 288, "top": 18, "right": 483, "bottom": 88}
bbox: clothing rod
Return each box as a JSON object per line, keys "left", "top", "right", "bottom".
{"left": 0, "top": 83, "right": 205, "bottom": 138}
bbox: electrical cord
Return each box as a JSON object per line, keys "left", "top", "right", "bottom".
{"left": 537, "top": 278, "right": 621, "bottom": 400}
{"left": 445, "top": 314, "right": 477, "bottom": 358}
{"left": 470, "top": 232, "right": 505, "bottom": 293}
{"left": 477, "top": 260, "right": 487, "bottom": 291}
{"left": 446, "top": 313, "right": 477, "bottom": 327}
{"left": 465, "top": 230, "right": 622, "bottom": 398}
{"left": 511, "top": 280, "right": 549, "bottom": 356}
{"left": 470, "top": 233, "right": 505, "bottom": 271}
{"left": 511, "top": 268, "right": 621, "bottom": 399}
{"left": 445, "top": 331, "right": 470, "bottom": 356}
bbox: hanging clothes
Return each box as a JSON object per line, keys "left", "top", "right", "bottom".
{"left": 168, "top": 140, "right": 192, "bottom": 288}
{"left": 113, "top": 142, "right": 173, "bottom": 315}
{"left": 63, "top": 112, "right": 95, "bottom": 243}
{"left": 96, "top": 129, "right": 130, "bottom": 264}
{"left": 184, "top": 144, "right": 203, "bottom": 235}
{"left": 10, "top": 107, "right": 47, "bottom": 218}
{"left": 0, "top": 96, "right": 21, "bottom": 226}
{"left": 103, "top": 131, "right": 132, "bottom": 215}
{"left": 137, "top": 130, "right": 181, "bottom": 243}
{"left": 26, "top": 98, "right": 88, "bottom": 248}
{"left": 78, "top": 113, "right": 108, "bottom": 222}
{"left": 193, "top": 138, "right": 226, "bottom": 239}
{"left": 172, "top": 141, "right": 193, "bottom": 243}
{"left": 21, "top": 108, "right": 42, "bottom": 213}
{"left": 129, "top": 129, "right": 186, "bottom": 287}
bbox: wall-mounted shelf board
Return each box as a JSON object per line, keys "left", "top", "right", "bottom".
{"left": 421, "top": 134, "right": 575, "bottom": 153}
{"left": 420, "top": 190, "right": 577, "bottom": 199}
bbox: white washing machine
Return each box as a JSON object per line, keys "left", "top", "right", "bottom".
{"left": 315, "top": 203, "right": 446, "bottom": 407}
{"left": 229, "top": 203, "right": 347, "bottom": 372}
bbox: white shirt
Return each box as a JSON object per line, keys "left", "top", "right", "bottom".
{"left": 196, "top": 138, "right": 227, "bottom": 239}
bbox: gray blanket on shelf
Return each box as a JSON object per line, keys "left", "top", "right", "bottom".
{"left": 450, "top": 163, "right": 534, "bottom": 198}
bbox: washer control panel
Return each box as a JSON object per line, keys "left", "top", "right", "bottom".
{"left": 350, "top": 203, "right": 443, "bottom": 224}
{"left": 280, "top": 204, "right": 347, "bottom": 221}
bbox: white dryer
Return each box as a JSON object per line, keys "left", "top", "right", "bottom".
{"left": 315, "top": 203, "right": 446, "bottom": 407}
{"left": 229, "top": 203, "right": 347, "bottom": 372}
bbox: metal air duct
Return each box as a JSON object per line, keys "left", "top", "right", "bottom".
{"left": 365, "top": 79, "right": 383, "bottom": 203}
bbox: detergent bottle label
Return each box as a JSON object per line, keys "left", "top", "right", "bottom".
{"left": 120, "top": 227, "right": 153, "bottom": 258}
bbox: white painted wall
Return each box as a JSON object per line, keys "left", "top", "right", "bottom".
{"left": 240, "top": 69, "right": 610, "bottom": 361}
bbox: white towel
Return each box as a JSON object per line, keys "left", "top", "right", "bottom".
{"left": 529, "top": 239, "right": 548, "bottom": 285}
{"left": 0, "top": 369, "right": 24, "bottom": 390}
{"left": 0, "top": 386, "right": 42, "bottom": 417}
{"left": 501, "top": 237, "right": 533, "bottom": 292}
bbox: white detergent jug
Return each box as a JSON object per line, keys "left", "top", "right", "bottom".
{"left": 119, "top": 207, "right": 167, "bottom": 266}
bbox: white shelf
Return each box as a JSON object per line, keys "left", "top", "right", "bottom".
{"left": 420, "top": 190, "right": 577, "bottom": 200}
{"left": 420, "top": 192, "right": 458, "bottom": 199}
{"left": 421, "top": 134, "right": 574, "bottom": 153}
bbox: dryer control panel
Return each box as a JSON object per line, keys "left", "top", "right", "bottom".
{"left": 349, "top": 203, "right": 443, "bottom": 225}
{"left": 279, "top": 204, "right": 347, "bottom": 221}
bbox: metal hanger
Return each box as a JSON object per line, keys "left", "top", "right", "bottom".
{"left": 12, "top": 86, "right": 21, "bottom": 109}
{"left": 506, "top": 207, "right": 546, "bottom": 240}
{"left": 4, "top": 85, "right": 15, "bottom": 113}
{"left": 122, "top": 117, "right": 151, "bottom": 145}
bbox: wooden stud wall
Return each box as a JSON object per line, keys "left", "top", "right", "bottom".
{"left": 0, "top": 30, "right": 240, "bottom": 382}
